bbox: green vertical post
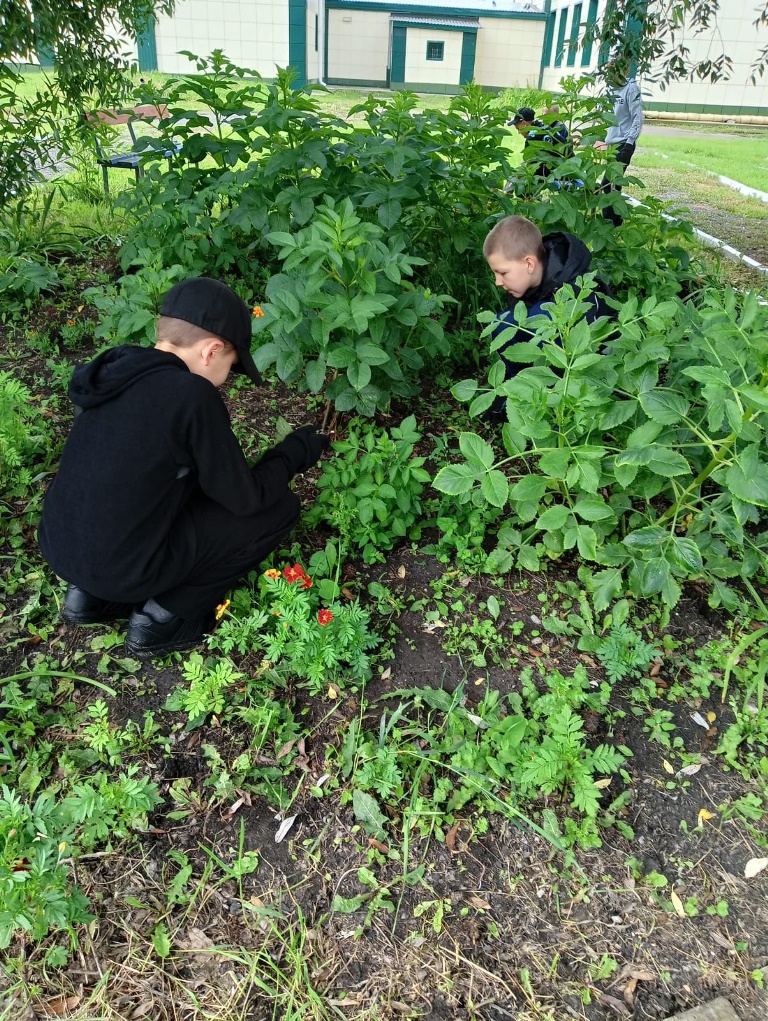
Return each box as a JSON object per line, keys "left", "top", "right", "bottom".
{"left": 567, "top": 3, "right": 582, "bottom": 67}
{"left": 554, "top": 6, "right": 568, "bottom": 68}
{"left": 581, "top": 0, "right": 599, "bottom": 67}
{"left": 288, "top": 0, "right": 307, "bottom": 86}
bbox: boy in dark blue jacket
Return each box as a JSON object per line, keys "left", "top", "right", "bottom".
{"left": 483, "top": 216, "right": 614, "bottom": 392}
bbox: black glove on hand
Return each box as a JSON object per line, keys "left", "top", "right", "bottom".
{"left": 276, "top": 425, "right": 329, "bottom": 474}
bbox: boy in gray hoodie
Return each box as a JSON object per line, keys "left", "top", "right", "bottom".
{"left": 595, "top": 58, "right": 643, "bottom": 225}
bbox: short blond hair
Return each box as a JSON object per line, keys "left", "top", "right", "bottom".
{"left": 483, "top": 216, "right": 546, "bottom": 263}
{"left": 156, "top": 316, "right": 232, "bottom": 350}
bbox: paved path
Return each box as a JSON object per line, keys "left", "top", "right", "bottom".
{"left": 643, "top": 124, "right": 763, "bottom": 140}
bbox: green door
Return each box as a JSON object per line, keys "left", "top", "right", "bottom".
{"left": 137, "top": 19, "right": 158, "bottom": 72}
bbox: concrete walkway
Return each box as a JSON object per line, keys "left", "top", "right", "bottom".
{"left": 642, "top": 124, "right": 765, "bottom": 140}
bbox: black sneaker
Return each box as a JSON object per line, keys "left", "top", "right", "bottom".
{"left": 62, "top": 585, "right": 134, "bottom": 626}
{"left": 124, "top": 607, "right": 213, "bottom": 659}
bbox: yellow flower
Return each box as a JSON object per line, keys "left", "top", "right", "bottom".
{"left": 264, "top": 568, "right": 281, "bottom": 579}
{"left": 252, "top": 305, "right": 265, "bottom": 318}
{"left": 215, "top": 599, "right": 230, "bottom": 621}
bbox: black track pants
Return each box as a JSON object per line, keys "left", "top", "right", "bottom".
{"left": 153, "top": 489, "right": 301, "bottom": 619}
{"left": 600, "top": 141, "right": 636, "bottom": 226}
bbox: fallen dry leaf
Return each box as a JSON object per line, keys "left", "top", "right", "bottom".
{"left": 677, "top": 763, "right": 701, "bottom": 777}
{"left": 368, "top": 837, "right": 389, "bottom": 854}
{"left": 275, "top": 814, "right": 297, "bottom": 843}
{"left": 597, "top": 991, "right": 630, "bottom": 1016}
{"left": 697, "top": 808, "right": 714, "bottom": 827}
{"left": 670, "top": 889, "right": 686, "bottom": 918}
{"left": 711, "top": 931, "right": 734, "bottom": 951}
{"left": 380, "top": 666, "right": 392, "bottom": 681}
{"left": 276, "top": 739, "right": 296, "bottom": 760}
{"left": 744, "top": 856, "right": 768, "bottom": 879}
{"left": 594, "top": 777, "right": 612, "bottom": 789}
{"left": 467, "top": 894, "right": 491, "bottom": 910}
{"left": 691, "top": 711, "right": 709, "bottom": 729}
{"left": 622, "top": 969, "right": 656, "bottom": 1007}
{"left": 39, "top": 996, "right": 82, "bottom": 1016}
{"left": 662, "top": 759, "right": 675, "bottom": 775}
{"left": 397, "top": 566, "right": 406, "bottom": 579}
{"left": 445, "top": 821, "right": 461, "bottom": 852}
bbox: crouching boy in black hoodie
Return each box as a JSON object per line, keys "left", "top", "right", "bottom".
{"left": 483, "top": 215, "right": 614, "bottom": 386}
{"left": 38, "top": 277, "right": 328, "bottom": 658}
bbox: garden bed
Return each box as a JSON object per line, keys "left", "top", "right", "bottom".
{"left": 2, "top": 74, "right": 768, "bottom": 1021}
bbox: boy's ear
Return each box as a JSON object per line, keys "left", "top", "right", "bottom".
{"left": 200, "top": 337, "right": 226, "bottom": 364}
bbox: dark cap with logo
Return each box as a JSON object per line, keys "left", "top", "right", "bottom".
{"left": 512, "top": 107, "right": 536, "bottom": 124}
{"left": 159, "top": 277, "right": 261, "bottom": 384}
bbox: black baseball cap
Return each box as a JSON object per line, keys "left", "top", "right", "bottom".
{"left": 513, "top": 107, "right": 536, "bottom": 124}
{"left": 159, "top": 277, "right": 261, "bottom": 384}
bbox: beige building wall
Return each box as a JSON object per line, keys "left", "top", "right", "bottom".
{"left": 539, "top": 0, "right": 768, "bottom": 112}
{"left": 475, "top": 18, "right": 545, "bottom": 89}
{"left": 404, "top": 27, "right": 462, "bottom": 86}
{"left": 153, "top": 0, "right": 289, "bottom": 76}
{"left": 327, "top": 9, "right": 390, "bottom": 81}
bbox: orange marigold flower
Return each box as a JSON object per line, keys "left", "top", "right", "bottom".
{"left": 215, "top": 599, "right": 231, "bottom": 621}
{"left": 317, "top": 609, "right": 333, "bottom": 626}
{"left": 283, "top": 564, "right": 305, "bottom": 583}
{"left": 252, "top": 305, "right": 265, "bottom": 317}
{"left": 264, "top": 568, "right": 281, "bottom": 580}
{"left": 302, "top": 576, "right": 313, "bottom": 590}
{"left": 67, "top": 319, "right": 75, "bottom": 326}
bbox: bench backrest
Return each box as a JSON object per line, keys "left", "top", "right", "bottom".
{"left": 84, "top": 105, "right": 171, "bottom": 156}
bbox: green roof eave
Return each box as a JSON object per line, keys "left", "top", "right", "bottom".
{"left": 327, "top": 0, "right": 547, "bottom": 19}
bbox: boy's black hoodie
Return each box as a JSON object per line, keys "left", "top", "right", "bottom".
{"left": 511, "top": 231, "right": 613, "bottom": 317}
{"left": 492, "top": 232, "right": 615, "bottom": 388}
{"left": 39, "top": 346, "right": 308, "bottom": 603}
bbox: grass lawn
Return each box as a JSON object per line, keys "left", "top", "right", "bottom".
{"left": 639, "top": 130, "right": 768, "bottom": 193}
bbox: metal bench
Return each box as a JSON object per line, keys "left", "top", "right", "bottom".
{"left": 85, "top": 104, "right": 181, "bottom": 195}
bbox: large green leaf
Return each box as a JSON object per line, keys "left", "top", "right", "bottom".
{"left": 459, "top": 432, "right": 495, "bottom": 469}
{"left": 347, "top": 362, "right": 372, "bottom": 391}
{"left": 638, "top": 389, "right": 690, "bottom": 425}
{"left": 451, "top": 379, "right": 478, "bottom": 403}
{"left": 356, "top": 343, "right": 390, "bottom": 366}
{"left": 536, "top": 505, "right": 571, "bottom": 531}
{"left": 725, "top": 445, "right": 768, "bottom": 507}
{"left": 510, "top": 475, "right": 547, "bottom": 503}
{"left": 304, "top": 358, "right": 326, "bottom": 393}
{"left": 481, "top": 470, "right": 509, "bottom": 508}
{"left": 573, "top": 495, "right": 614, "bottom": 521}
{"left": 433, "top": 463, "right": 478, "bottom": 495}
{"left": 352, "top": 790, "right": 388, "bottom": 839}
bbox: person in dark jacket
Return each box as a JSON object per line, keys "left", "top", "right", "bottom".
{"left": 38, "top": 277, "right": 328, "bottom": 658}
{"left": 482, "top": 216, "right": 614, "bottom": 400}
{"left": 504, "top": 107, "right": 573, "bottom": 192}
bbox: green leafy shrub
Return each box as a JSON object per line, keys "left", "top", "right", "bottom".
{"left": 307, "top": 415, "right": 430, "bottom": 562}
{"left": 347, "top": 666, "right": 627, "bottom": 849}
{"left": 435, "top": 284, "right": 768, "bottom": 609}
{"left": 255, "top": 564, "right": 379, "bottom": 693}
{"left": 0, "top": 371, "right": 49, "bottom": 504}
{"left": 0, "top": 785, "right": 90, "bottom": 949}
{"left": 0, "top": 769, "right": 160, "bottom": 949}
{"left": 254, "top": 200, "right": 450, "bottom": 415}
